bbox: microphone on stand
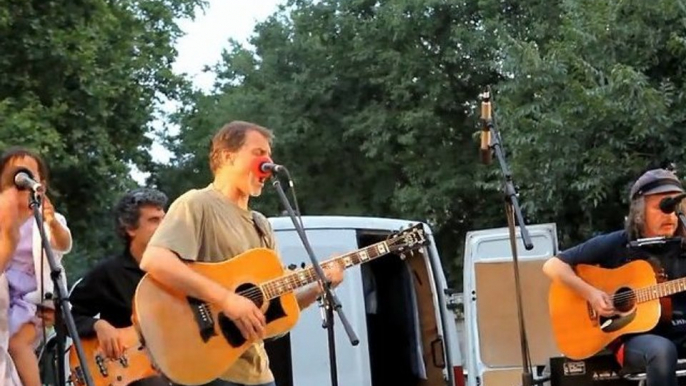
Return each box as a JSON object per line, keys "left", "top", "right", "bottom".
{"left": 13, "top": 168, "right": 44, "bottom": 193}
{"left": 480, "top": 91, "right": 493, "bottom": 165}
{"left": 252, "top": 155, "right": 301, "bottom": 217}
{"left": 251, "top": 156, "right": 286, "bottom": 179}
{"left": 659, "top": 193, "right": 686, "bottom": 214}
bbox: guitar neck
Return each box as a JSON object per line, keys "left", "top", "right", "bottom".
{"left": 260, "top": 239, "right": 393, "bottom": 300}
{"left": 639, "top": 277, "right": 686, "bottom": 302}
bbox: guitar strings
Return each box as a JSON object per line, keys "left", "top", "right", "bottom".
{"left": 612, "top": 280, "right": 686, "bottom": 302}
{"left": 612, "top": 289, "right": 654, "bottom": 302}
{"left": 235, "top": 262, "right": 334, "bottom": 302}
{"left": 611, "top": 287, "right": 672, "bottom": 303}
{"left": 222, "top": 232, "right": 412, "bottom": 305}
{"left": 231, "top": 265, "right": 324, "bottom": 303}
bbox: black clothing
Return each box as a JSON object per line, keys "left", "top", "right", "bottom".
{"left": 69, "top": 249, "right": 171, "bottom": 386}
{"left": 70, "top": 248, "right": 146, "bottom": 337}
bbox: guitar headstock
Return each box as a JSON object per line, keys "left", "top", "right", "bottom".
{"left": 386, "top": 223, "right": 429, "bottom": 259}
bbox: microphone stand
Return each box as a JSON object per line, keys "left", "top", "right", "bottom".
{"left": 270, "top": 173, "right": 359, "bottom": 386}
{"left": 480, "top": 89, "right": 538, "bottom": 386}
{"left": 28, "top": 191, "right": 95, "bottom": 386}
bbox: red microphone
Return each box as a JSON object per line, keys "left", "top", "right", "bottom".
{"left": 251, "top": 156, "right": 285, "bottom": 179}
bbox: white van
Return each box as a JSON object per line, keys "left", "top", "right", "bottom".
{"left": 39, "top": 215, "right": 464, "bottom": 386}
{"left": 462, "top": 223, "right": 560, "bottom": 386}
{"left": 265, "top": 215, "right": 464, "bottom": 386}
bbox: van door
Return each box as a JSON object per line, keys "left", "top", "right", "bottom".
{"left": 462, "top": 223, "right": 559, "bottom": 386}
{"left": 356, "top": 225, "right": 463, "bottom": 386}
{"left": 424, "top": 235, "right": 466, "bottom": 386}
{"left": 268, "top": 227, "right": 373, "bottom": 386}
{"left": 269, "top": 219, "right": 464, "bottom": 386}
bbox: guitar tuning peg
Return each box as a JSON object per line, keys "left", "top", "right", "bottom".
{"left": 301, "top": 262, "right": 306, "bottom": 269}
{"left": 399, "top": 253, "right": 407, "bottom": 260}
{"left": 288, "top": 264, "right": 297, "bottom": 271}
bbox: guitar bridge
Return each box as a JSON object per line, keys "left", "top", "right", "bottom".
{"left": 187, "top": 296, "right": 217, "bottom": 342}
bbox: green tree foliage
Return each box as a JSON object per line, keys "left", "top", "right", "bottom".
{"left": 154, "top": 0, "right": 503, "bottom": 288}
{"left": 495, "top": 0, "right": 686, "bottom": 246}
{"left": 0, "top": 0, "right": 205, "bottom": 281}
{"left": 157, "top": 0, "right": 686, "bottom": 290}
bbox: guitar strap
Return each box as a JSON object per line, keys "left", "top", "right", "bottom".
{"left": 251, "top": 211, "right": 271, "bottom": 249}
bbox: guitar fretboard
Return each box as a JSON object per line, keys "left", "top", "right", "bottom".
{"left": 260, "top": 239, "right": 393, "bottom": 300}
{"left": 637, "top": 277, "right": 686, "bottom": 303}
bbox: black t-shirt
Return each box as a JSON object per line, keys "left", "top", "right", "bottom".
{"left": 558, "top": 230, "right": 686, "bottom": 341}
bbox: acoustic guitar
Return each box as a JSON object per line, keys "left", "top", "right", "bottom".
{"left": 132, "top": 223, "right": 428, "bottom": 385}
{"left": 68, "top": 326, "right": 158, "bottom": 386}
{"left": 548, "top": 259, "right": 681, "bottom": 360}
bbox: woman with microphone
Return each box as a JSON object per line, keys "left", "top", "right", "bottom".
{"left": 0, "top": 146, "right": 72, "bottom": 386}
{"left": 0, "top": 182, "right": 24, "bottom": 385}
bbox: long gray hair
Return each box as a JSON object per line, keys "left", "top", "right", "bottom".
{"left": 625, "top": 196, "right": 646, "bottom": 240}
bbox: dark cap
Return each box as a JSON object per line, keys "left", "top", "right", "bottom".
{"left": 630, "top": 168, "right": 684, "bottom": 200}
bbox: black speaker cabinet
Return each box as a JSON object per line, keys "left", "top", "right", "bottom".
{"left": 550, "top": 354, "right": 633, "bottom": 386}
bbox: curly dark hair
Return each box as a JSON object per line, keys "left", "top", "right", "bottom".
{"left": 114, "top": 188, "right": 168, "bottom": 244}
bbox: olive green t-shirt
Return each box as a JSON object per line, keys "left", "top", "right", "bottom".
{"left": 148, "top": 184, "right": 277, "bottom": 385}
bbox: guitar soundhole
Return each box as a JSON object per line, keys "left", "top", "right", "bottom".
{"left": 613, "top": 287, "right": 637, "bottom": 313}
{"left": 236, "top": 283, "right": 264, "bottom": 308}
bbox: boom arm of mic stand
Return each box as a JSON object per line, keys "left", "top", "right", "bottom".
{"left": 486, "top": 122, "right": 534, "bottom": 251}
{"left": 28, "top": 192, "right": 96, "bottom": 386}
{"left": 271, "top": 177, "right": 359, "bottom": 345}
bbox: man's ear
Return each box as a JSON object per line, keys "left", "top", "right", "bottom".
{"left": 125, "top": 225, "right": 137, "bottom": 239}
{"left": 223, "top": 150, "right": 235, "bottom": 165}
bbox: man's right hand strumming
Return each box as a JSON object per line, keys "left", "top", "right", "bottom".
{"left": 94, "top": 320, "right": 125, "bottom": 359}
{"left": 221, "top": 291, "right": 266, "bottom": 341}
{"left": 544, "top": 256, "right": 616, "bottom": 317}
{"left": 587, "top": 287, "right": 616, "bottom": 317}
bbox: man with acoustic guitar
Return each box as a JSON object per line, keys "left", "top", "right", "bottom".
{"left": 544, "top": 168, "right": 686, "bottom": 386}
{"left": 139, "top": 121, "right": 345, "bottom": 386}
{"left": 69, "top": 188, "right": 170, "bottom": 386}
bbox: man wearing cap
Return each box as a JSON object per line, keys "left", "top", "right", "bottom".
{"left": 544, "top": 168, "right": 686, "bottom": 386}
